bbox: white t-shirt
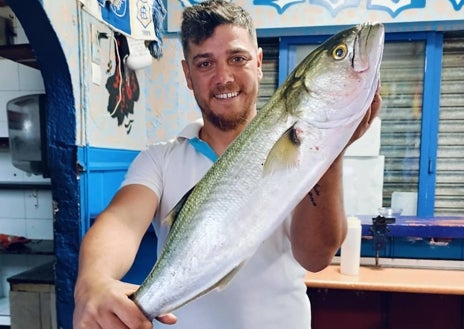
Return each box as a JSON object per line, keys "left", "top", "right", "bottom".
{"left": 122, "top": 120, "right": 311, "bottom": 329}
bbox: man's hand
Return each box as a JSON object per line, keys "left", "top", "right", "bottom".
{"left": 349, "top": 90, "right": 382, "bottom": 145}
{"left": 73, "top": 276, "right": 177, "bottom": 328}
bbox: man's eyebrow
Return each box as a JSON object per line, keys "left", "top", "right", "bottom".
{"left": 191, "top": 48, "right": 252, "bottom": 62}
{"left": 227, "top": 47, "right": 251, "bottom": 55}
{"left": 192, "top": 53, "right": 212, "bottom": 62}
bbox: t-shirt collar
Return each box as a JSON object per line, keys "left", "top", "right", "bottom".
{"left": 179, "top": 118, "right": 218, "bottom": 163}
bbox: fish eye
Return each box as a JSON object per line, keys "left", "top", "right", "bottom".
{"left": 332, "top": 44, "right": 347, "bottom": 60}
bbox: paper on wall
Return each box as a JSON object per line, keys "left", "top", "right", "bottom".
{"left": 345, "top": 117, "right": 381, "bottom": 157}
{"left": 343, "top": 155, "right": 385, "bottom": 216}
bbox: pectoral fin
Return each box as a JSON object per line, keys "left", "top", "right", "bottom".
{"left": 263, "top": 123, "right": 303, "bottom": 175}
{"left": 215, "top": 262, "right": 246, "bottom": 291}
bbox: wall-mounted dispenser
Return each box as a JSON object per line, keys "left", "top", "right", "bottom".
{"left": 6, "top": 93, "right": 49, "bottom": 177}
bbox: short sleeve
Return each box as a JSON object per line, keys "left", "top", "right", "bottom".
{"left": 121, "top": 143, "right": 168, "bottom": 199}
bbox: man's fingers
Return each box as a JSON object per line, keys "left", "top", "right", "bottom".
{"left": 156, "top": 313, "right": 178, "bottom": 325}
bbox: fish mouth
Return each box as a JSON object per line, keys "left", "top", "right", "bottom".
{"left": 353, "top": 22, "right": 384, "bottom": 73}
{"left": 214, "top": 91, "right": 240, "bottom": 99}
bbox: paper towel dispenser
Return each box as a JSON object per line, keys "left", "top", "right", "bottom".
{"left": 6, "top": 93, "right": 49, "bottom": 177}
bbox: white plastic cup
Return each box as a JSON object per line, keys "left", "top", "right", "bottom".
{"left": 340, "top": 216, "right": 362, "bottom": 275}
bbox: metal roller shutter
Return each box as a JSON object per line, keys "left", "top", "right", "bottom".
{"left": 378, "top": 41, "right": 425, "bottom": 211}
{"left": 257, "top": 37, "right": 279, "bottom": 110}
{"left": 435, "top": 33, "right": 464, "bottom": 215}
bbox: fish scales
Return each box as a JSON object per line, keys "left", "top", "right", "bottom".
{"left": 131, "top": 22, "right": 385, "bottom": 319}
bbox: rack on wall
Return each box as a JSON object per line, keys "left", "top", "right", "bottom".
{"left": 0, "top": 44, "right": 38, "bottom": 69}
{"left": 0, "top": 0, "right": 38, "bottom": 69}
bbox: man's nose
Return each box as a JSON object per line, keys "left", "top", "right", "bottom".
{"left": 214, "top": 62, "right": 233, "bottom": 85}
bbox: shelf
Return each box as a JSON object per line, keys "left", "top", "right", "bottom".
{"left": 0, "top": 137, "right": 8, "bottom": 148}
{"left": 0, "top": 44, "right": 38, "bottom": 69}
{"left": 359, "top": 215, "right": 464, "bottom": 239}
{"left": 0, "top": 182, "right": 51, "bottom": 190}
{"left": 0, "top": 239, "right": 54, "bottom": 255}
{"left": 0, "top": 1, "right": 38, "bottom": 69}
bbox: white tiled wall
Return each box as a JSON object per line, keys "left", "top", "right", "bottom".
{"left": 0, "top": 150, "right": 52, "bottom": 216}
{"left": 0, "top": 187, "right": 53, "bottom": 239}
{"left": 0, "top": 12, "right": 51, "bottom": 309}
{"left": 0, "top": 151, "right": 53, "bottom": 301}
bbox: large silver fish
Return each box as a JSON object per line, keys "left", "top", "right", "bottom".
{"left": 131, "top": 22, "right": 384, "bottom": 319}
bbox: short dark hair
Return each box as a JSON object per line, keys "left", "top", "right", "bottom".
{"left": 180, "top": 0, "right": 257, "bottom": 57}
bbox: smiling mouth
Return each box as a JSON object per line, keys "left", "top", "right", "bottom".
{"left": 215, "top": 91, "right": 240, "bottom": 99}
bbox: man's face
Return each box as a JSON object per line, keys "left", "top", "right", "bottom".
{"left": 182, "top": 24, "right": 263, "bottom": 131}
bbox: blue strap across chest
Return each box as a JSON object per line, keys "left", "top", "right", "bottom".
{"left": 189, "top": 137, "right": 218, "bottom": 163}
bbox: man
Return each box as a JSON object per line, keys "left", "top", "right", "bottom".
{"left": 73, "top": 1, "right": 381, "bottom": 328}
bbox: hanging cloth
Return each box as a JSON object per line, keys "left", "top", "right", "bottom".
{"left": 79, "top": 0, "right": 166, "bottom": 58}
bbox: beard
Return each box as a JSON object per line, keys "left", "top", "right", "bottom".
{"left": 192, "top": 81, "right": 258, "bottom": 131}
{"left": 200, "top": 105, "right": 250, "bottom": 131}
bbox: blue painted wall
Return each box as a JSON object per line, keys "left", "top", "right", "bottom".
{"left": 78, "top": 146, "right": 157, "bottom": 285}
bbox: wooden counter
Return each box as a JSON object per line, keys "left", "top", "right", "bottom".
{"left": 305, "top": 264, "right": 464, "bottom": 295}
{"left": 8, "top": 262, "right": 57, "bottom": 329}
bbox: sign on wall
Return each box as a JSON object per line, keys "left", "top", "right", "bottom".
{"left": 167, "top": 0, "right": 464, "bottom": 32}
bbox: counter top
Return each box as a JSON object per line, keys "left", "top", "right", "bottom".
{"left": 305, "top": 264, "right": 464, "bottom": 295}
{"left": 7, "top": 261, "right": 55, "bottom": 285}
{"left": 0, "top": 239, "right": 54, "bottom": 255}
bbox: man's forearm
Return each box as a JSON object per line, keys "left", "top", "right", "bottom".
{"left": 76, "top": 214, "right": 142, "bottom": 284}
{"left": 290, "top": 155, "right": 347, "bottom": 272}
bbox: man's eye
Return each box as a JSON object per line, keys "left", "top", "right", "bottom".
{"left": 198, "top": 61, "right": 211, "bottom": 68}
{"left": 231, "top": 56, "right": 246, "bottom": 64}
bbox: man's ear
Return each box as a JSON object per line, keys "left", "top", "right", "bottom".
{"left": 181, "top": 59, "right": 193, "bottom": 90}
{"left": 257, "top": 47, "right": 264, "bottom": 81}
